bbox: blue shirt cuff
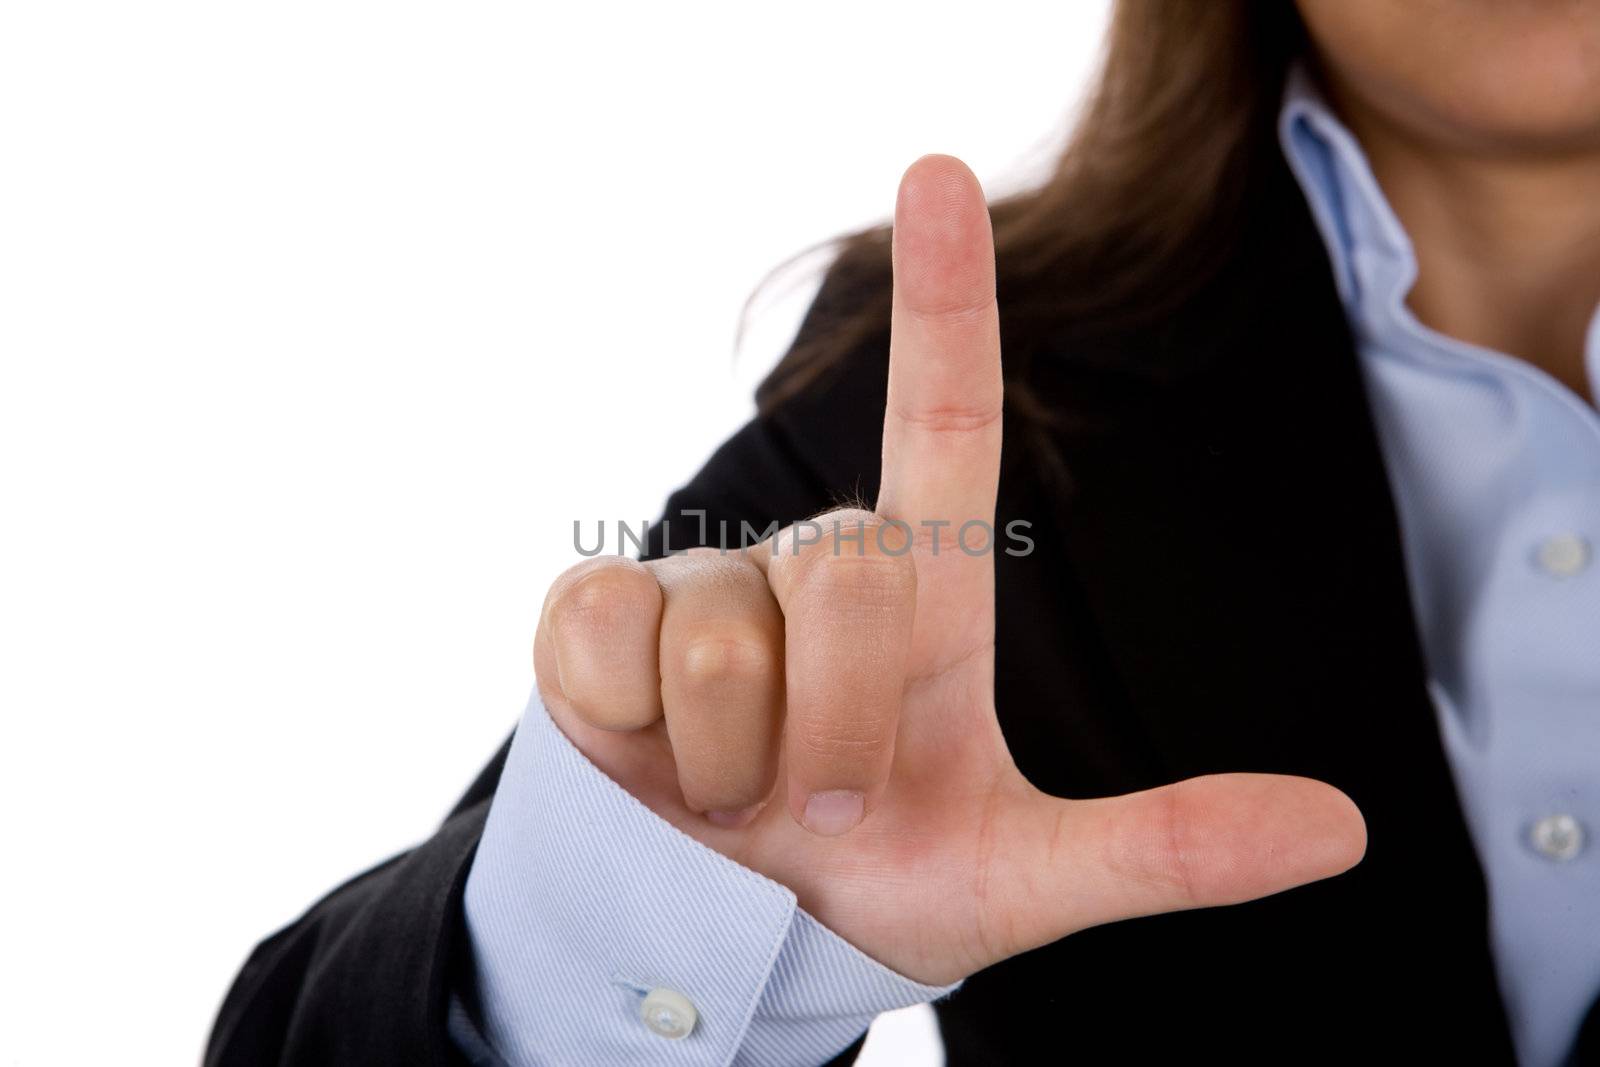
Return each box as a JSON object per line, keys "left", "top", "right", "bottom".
{"left": 460, "top": 687, "right": 960, "bottom": 1067}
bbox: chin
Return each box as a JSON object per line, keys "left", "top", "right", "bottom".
{"left": 1301, "top": 0, "right": 1600, "bottom": 157}
{"left": 1432, "top": 51, "right": 1600, "bottom": 155}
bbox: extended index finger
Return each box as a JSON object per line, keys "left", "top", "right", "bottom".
{"left": 877, "top": 154, "right": 1002, "bottom": 527}
{"left": 875, "top": 154, "right": 1003, "bottom": 666}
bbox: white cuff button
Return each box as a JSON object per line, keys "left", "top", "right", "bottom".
{"left": 1535, "top": 533, "right": 1590, "bottom": 578}
{"left": 1530, "top": 814, "right": 1585, "bottom": 862}
{"left": 640, "top": 987, "right": 697, "bottom": 1040}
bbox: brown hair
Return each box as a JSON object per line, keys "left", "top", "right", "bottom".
{"left": 751, "top": 1, "right": 1309, "bottom": 427}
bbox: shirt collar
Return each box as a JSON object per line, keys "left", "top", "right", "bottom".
{"left": 1276, "top": 59, "right": 1421, "bottom": 344}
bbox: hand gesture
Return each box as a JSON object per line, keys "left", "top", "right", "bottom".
{"left": 535, "top": 154, "right": 1366, "bottom": 985}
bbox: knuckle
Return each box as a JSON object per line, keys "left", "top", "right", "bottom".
{"left": 657, "top": 549, "right": 770, "bottom": 604}
{"left": 791, "top": 721, "right": 890, "bottom": 766}
{"left": 783, "top": 511, "right": 916, "bottom": 593}
{"left": 675, "top": 631, "right": 779, "bottom": 693}
{"left": 700, "top": 551, "right": 773, "bottom": 599}
{"left": 888, "top": 397, "right": 1003, "bottom": 435}
{"left": 1106, "top": 784, "right": 1203, "bottom": 907}
{"left": 802, "top": 549, "right": 917, "bottom": 610}
{"left": 1159, "top": 781, "right": 1207, "bottom": 906}
{"left": 550, "top": 559, "right": 658, "bottom": 640}
{"left": 902, "top": 290, "right": 996, "bottom": 327}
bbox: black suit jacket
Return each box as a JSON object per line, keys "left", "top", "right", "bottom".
{"left": 206, "top": 144, "right": 1599, "bottom": 1065}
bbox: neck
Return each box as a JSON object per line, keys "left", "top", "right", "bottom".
{"left": 1325, "top": 85, "right": 1600, "bottom": 405}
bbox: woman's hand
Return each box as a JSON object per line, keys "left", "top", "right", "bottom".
{"left": 533, "top": 153, "right": 1366, "bottom": 987}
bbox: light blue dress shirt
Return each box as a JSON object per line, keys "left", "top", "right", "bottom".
{"left": 453, "top": 689, "right": 957, "bottom": 1066}
{"left": 1280, "top": 62, "right": 1600, "bottom": 1067}
{"left": 453, "top": 62, "right": 1600, "bottom": 1067}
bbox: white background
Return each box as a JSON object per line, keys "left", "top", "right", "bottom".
{"left": 0, "top": 3, "right": 1109, "bottom": 1062}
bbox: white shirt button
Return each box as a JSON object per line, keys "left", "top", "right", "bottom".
{"left": 1534, "top": 532, "right": 1590, "bottom": 578}
{"left": 1529, "top": 814, "right": 1585, "bottom": 862}
{"left": 640, "top": 987, "right": 697, "bottom": 1040}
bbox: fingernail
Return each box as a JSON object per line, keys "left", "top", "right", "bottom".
{"left": 706, "top": 805, "right": 762, "bottom": 829}
{"left": 803, "top": 790, "right": 865, "bottom": 836}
